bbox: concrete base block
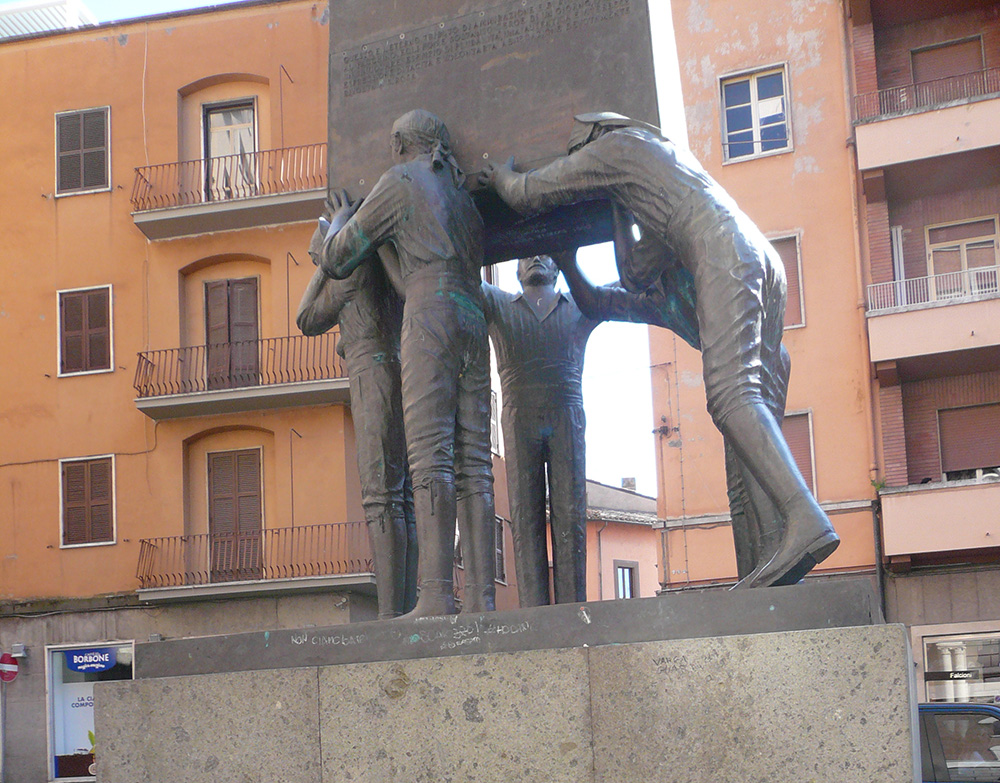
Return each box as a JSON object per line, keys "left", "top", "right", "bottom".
{"left": 96, "top": 622, "right": 918, "bottom": 782}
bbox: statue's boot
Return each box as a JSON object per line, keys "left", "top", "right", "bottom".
{"left": 367, "top": 506, "right": 408, "bottom": 620}
{"left": 719, "top": 404, "right": 839, "bottom": 589}
{"left": 457, "top": 491, "right": 497, "bottom": 613}
{"left": 401, "top": 480, "right": 419, "bottom": 614}
{"left": 406, "top": 481, "right": 458, "bottom": 618}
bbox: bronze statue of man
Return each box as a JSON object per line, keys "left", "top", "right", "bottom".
{"left": 297, "top": 191, "right": 417, "bottom": 619}
{"left": 481, "top": 111, "right": 838, "bottom": 588}
{"left": 482, "top": 252, "right": 698, "bottom": 605}
{"left": 319, "top": 110, "right": 496, "bottom": 616}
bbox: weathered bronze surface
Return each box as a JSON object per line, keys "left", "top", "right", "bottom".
{"left": 329, "top": 0, "right": 657, "bottom": 257}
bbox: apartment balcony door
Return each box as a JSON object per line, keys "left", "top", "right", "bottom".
{"left": 208, "top": 449, "right": 263, "bottom": 582}
{"left": 204, "top": 100, "right": 256, "bottom": 201}
{"left": 205, "top": 277, "right": 259, "bottom": 390}
{"left": 927, "top": 218, "right": 999, "bottom": 300}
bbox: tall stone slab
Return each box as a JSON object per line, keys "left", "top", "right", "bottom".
{"left": 327, "top": 0, "right": 661, "bottom": 262}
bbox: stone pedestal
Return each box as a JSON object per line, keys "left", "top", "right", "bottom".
{"left": 94, "top": 581, "right": 920, "bottom": 782}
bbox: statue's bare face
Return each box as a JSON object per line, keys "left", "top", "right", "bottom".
{"left": 517, "top": 255, "right": 558, "bottom": 288}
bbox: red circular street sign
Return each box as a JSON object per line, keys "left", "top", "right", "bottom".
{"left": 0, "top": 653, "right": 18, "bottom": 683}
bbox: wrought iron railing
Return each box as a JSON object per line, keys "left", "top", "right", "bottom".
{"left": 130, "top": 142, "right": 327, "bottom": 211}
{"left": 136, "top": 522, "right": 372, "bottom": 589}
{"left": 866, "top": 266, "right": 1000, "bottom": 314}
{"left": 133, "top": 332, "right": 346, "bottom": 398}
{"left": 854, "top": 67, "right": 1000, "bottom": 122}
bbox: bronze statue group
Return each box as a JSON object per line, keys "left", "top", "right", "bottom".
{"left": 298, "top": 109, "right": 839, "bottom": 619}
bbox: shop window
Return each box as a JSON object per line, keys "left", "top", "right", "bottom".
{"left": 495, "top": 517, "right": 507, "bottom": 584}
{"left": 615, "top": 560, "right": 638, "bottom": 599}
{"left": 58, "top": 286, "right": 112, "bottom": 375}
{"left": 721, "top": 66, "right": 790, "bottom": 161}
{"left": 939, "top": 404, "right": 1000, "bottom": 482}
{"left": 203, "top": 100, "right": 257, "bottom": 200}
{"left": 55, "top": 107, "right": 109, "bottom": 195}
{"left": 771, "top": 235, "right": 803, "bottom": 328}
{"left": 60, "top": 456, "right": 114, "bottom": 547}
{"left": 47, "top": 642, "right": 133, "bottom": 779}
{"left": 925, "top": 633, "right": 1000, "bottom": 704}
{"left": 926, "top": 217, "right": 999, "bottom": 299}
{"left": 782, "top": 412, "right": 816, "bottom": 496}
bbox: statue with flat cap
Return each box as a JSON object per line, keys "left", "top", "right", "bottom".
{"left": 480, "top": 111, "right": 838, "bottom": 588}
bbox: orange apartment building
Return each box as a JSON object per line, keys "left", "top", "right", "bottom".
{"left": 664, "top": 0, "right": 1000, "bottom": 704}
{"left": 0, "top": 3, "right": 660, "bottom": 779}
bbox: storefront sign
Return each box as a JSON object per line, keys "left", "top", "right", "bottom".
{"left": 65, "top": 647, "right": 117, "bottom": 673}
{"left": 926, "top": 670, "right": 980, "bottom": 681}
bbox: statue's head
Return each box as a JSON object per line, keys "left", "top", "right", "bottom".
{"left": 567, "top": 111, "right": 664, "bottom": 154}
{"left": 516, "top": 255, "right": 559, "bottom": 288}
{"left": 390, "top": 109, "right": 464, "bottom": 186}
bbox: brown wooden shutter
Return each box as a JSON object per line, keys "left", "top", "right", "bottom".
{"left": 939, "top": 404, "right": 1000, "bottom": 473}
{"left": 228, "top": 278, "right": 259, "bottom": 386}
{"left": 235, "top": 450, "right": 262, "bottom": 533}
{"left": 772, "top": 237, "right": 802, "bottom": 328}
{"left": 208, "top": 451, "right": 237, "bottom": 536}
{"left": 205, "top": 280, "right": 231, "bottom": 389}
{"left": 62, "top": 458, "right": 113, "bottom": 545}
{"left": 912, "top": 38, "right": 983, "bottom": 83}
{"left": 782, "top": 413, "right": 815, "bottom": 495}
{"left": 209, "top": 449, "right": 262, "bottom": 580}
{"left": 57, "top": 109, "right": 107, "bottom": 193}
{"left": 60, "top": 288, "right": 110, "bottom": 373}
{"left": 62, "top": 461, "right": 89, "bottom": 545}
{"left": 60, "top": 291, "right": 86, "bottom": 374}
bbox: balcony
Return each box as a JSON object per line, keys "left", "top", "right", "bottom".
{"left": 130, "top": 143, "right": 327, "bottom": 240}
{"left": 133, "top": 333, "right": 350, "bottom": 419}
{"left": 854, "top": 67, "right": 1000, "bottom": 123}
{"left": 853, "top": 71, "right": 1000, "bottom": 171}
{"left": 865, "top": 268, "right": 1000, "bottom": 366}
{"left": 135, "top": 521, "right": 374, "bottom": 602}
{"left": 880, "top": 479, "right": 1000, "bottom": 570}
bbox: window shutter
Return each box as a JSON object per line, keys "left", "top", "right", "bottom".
{"left": 235, "top": 450, "right": 262, "bottom": 533}
{"left": 782, "top": 413, "right": 815, "bottom": 495}
{"left": 56, "top": 109, "right": 107, "bottom": 193}
{"left": 939, "top": 404, "right": 1000, "bottom": 473}
{"left": 60, "top": 291, "right": 86, "bottom": 373}
{"left": 228, "top": 278, "right": 259, "bottom": 386}
{"left": 62, "top": 461, "right": 89, "bottom": 545}
{"left": 81, "top": 110, "right": 108, "bottom": 189}
{"left": 88, "top": 458, "right": 113, "bottom": 542}
{"left": 57, "top": 113, "right": 84, "bottom": 192}
{"left": 772, "top": 237, "right": 802, "bottom": 327}
{"left": 85, "top": 288, "right": 110, "bottom": 370}
{"left": 62, "top": 458, "right": 113, "bottom": 545}
{"left": 912, "top": 38, "right": 983, "bottom": 83}
{"left": 205, "top": 280, "right": 231, "bottom": 389}
{"left": 208, "top": 451, "right": 237, "bottom": 536}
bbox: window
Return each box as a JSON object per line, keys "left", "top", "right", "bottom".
{"left": 615, "top": 561, "right": 638, "bottom": 599}
{"left": 939, "top": 404, "right": 1000, "bottom": 482}
{"left": 58, "top": 286, "right": 111, "bottom": 375}
{"left": 205, "top": 278, "right": 259, "bottom": 389}
{"left": 47, "top": 642, "right": 133, "bottom": 779}
{"left": 208, "top": 448, "right": 263, "bottom": 582}
{"left": 782, "top": 411, "right": 816, "bottom": 496}
{"left": 771, "top": 235, "right": 803, "bottom": 328}
{"left": 60, "top": 457, "right": 114, "bottom": 547}
{"left": 925, "top": 633, "right": 1000, "bottom": 703}
{"left": 721, "top": 67, "right": 790, "bottom": 161}
{"left": 926, "top": 217, "right": 999, "bottom": 299}
{"left": 55, "top": 107, "right": 109, "bottom": 195}
{"left": 204, "top": 100, "right": 256, "bottom": 200}
{"left": 495, "top": 517, "right": 507, "bottom": 584}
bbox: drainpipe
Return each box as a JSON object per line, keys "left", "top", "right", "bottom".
{"left": 596, "top": 519, "right": 609, "bottom": 600}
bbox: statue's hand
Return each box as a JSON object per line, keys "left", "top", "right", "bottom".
{"left": 550, "top": 249, "right": 577, "bottom": 272}
{"left": 477, "top": 156, "right": 515, "bottom": 190}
